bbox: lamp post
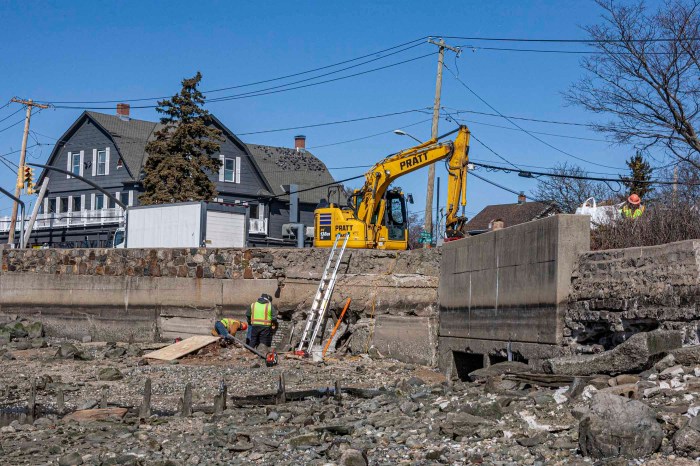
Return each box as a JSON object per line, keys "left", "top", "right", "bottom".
{"left": 393, "top": 129, "right": 423, "bottom": 144}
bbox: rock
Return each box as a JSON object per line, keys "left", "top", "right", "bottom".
{"left": 688, "top": 414, "right": 700, "bottom": 431}
{"left": 25, "top": 322, "right": 43, "bottom": 339}
{"left": 399, "top": 401, "right": 419, "bottom": 414}
{"left": 339, "top": 449, "right": 367, "bottom": 466}
{"left": 599, "top": 383, "right": 638, "bottom": 399}
{"left": 4, "top": 321, "right": 28, "bottom": 338}
{"left": 103, "top": 346, "right": 127, "bottom": 359}
{"left": 31, "top": 338, "right": 47, "bottom": 348}
{"left": 673, "top": 427, "right": 700, "bottom": 458}
{"left": 517, "top": 431, "right": 548, "bottom": 447}
{"left": 654, "top": 354, "right": 676, "bottom": 372}
{"left": 614, "top": 374, "right": 640, "bottom": 385}
{"left": 367, "top": 346, "right": 383, "bottom": 359}
{"left": 78, "top": 399, "right": 98, "bottom": 410}
{"left": 468, "top": 361, "right": 530, "bottom": 381}
{"left": 126, "top": 344, "right": 143, "bottom": 357}
{"left": 2, "top": 350, "right": 15, "bottom": 360}
{"left": 287, "top": 433, "right": 321, "bottom": 448}
{"left": 545, "top": 330, "right": 683, "bottom": 376}
{"left": 668, "top": 346, "right": 700, "bottom": 366}
{"left": 0, "top": 327, "right": 13, "bottom": 344}
{"left": 441, "top": 412, "right": 492, "bottom": 438}
{"left": 12, "top": 340, "right": 32, "bottom": 350}
{"left": 97, "top": 367, "right": 123, "bottom": 381}
{"left": 659, "top": 365, "right": 684, "bottom": 378}
{"left": 579, "top": 392, "right": 663, "bottom": 459}
{"left": 58, "top": 451, "right": 83, "bottom": 466}
{"left": 57, "top": 343, "right": 86, "bottom": 360}
{"left": 81, "top": 336, "right": 92, "bottom": 343}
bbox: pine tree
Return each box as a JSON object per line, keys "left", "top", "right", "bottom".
{"left": 140, "top": 72, "right": 223, "bottom": 205}
{"left": 621, "top": 152, "right": 654, "bottom": 200}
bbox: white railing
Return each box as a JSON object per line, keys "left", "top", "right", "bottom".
{"left": 0, "top": 208, "right": 125, "bottom": 232}
{"left": 249, "top": 218, "right": 268, "bottom": 235}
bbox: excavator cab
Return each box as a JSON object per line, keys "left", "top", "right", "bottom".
{"left": 384, "top": 190, "right": 408, "bottom": 242}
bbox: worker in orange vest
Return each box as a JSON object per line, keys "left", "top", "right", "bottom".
{"left": 621, "top": 193, "right": 645, "bottom": 219}
{"left": 246, "top": 293, "right": 277, "bottom": 349}
{"left": 212, "top": 318, "right": 247, "bottom": 342}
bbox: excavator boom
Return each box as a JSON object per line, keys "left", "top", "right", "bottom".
{"left": 315, "top": 125, "right": 471, "bottom": 249}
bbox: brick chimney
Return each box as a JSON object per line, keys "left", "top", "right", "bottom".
{"left": 116, "top": 103, "right": 130, "bottom": 119}
{"left": 294, "top": 135, "right": 306, "bottom": 151}
{"left": 518, "top": 192, "right": 526, "bottom": 204}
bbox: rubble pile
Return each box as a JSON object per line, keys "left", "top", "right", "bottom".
{"left": 0, "top": 327, "right": 699, "bottom": 465}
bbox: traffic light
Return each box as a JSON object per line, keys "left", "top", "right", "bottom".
{"left": 23, "top": 166, "right": 34, "bottom": 195}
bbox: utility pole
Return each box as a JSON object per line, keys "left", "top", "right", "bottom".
{"left": 424, "top": 38, "right": 460, "bottom": 247}
{"left": 6, "top": 98, "right": 48, "bottom": 246}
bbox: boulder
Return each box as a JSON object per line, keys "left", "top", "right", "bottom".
{"left": 545, "top": 330, "right": 683, "bottom": 376}
{"left": 339, "top": 449, "right": 368, "bottom": 466}
{"left": 668, "top": 345, "right": 700, "bottom": 366}
{"left": 56, "top": 343, "right": 91, "bottom": 360}
{"left": 4, "top": 321, "right": 27, "bottom": 338}
{"left": 103, "top": 346, "right": 127, "bottom": 359}
{"left": 579, "top": 392, "right": 663, "bottom": 459}
{"left": 98, "top": 367, "right": 123, "bottom": 381}
{"left": 673, "top": 427, "right": 700, "bottom": 458}
{"left": 58, "top": 452, "right": 83, "bottom": 466}
{"left": 25, "top": 322, "right": 43, "bottom": 339}
{"left": 0, "top": 327, "right": 12, "bottom": 345}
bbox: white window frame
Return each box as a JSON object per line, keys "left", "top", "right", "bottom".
{"left": 96, "top": 149, "right": 107, "bottom": 176}
{"left": 55, "top": 197, "right": 61, "bottom": 214}
{"left": 105, "top": 147, "right": 111, "bottom": 175}
{"left": 128, "top": 190, "right": 134, "bottom": 207}
{"left": 223, "top": 157, "right": 235, "bottom": 182}
{"left": 67, "top": 195, "right": 73, "bottom": 213}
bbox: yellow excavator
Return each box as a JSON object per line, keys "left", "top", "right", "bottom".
{"left": 314, "top": 125, "right": 471, "bottom": 250}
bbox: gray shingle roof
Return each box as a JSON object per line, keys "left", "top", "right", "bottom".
{"left": 465, "top": 201, "right": 558, "bottom": 232}
{"left": 87, "top": 112, "right": 159, "bottom": 178}
{"left": 246, "top": 144, "right": 337, "bottom": 204}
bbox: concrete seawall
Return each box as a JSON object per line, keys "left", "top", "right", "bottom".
{"left": 0, "top": 247, "right": 440, "bottom": 364}
{"left": 438, "top": 215, "right": 591, "bottom": 375}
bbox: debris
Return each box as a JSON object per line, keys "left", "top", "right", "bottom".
{"left": 673, "top": 427, "right": 700, "bottom": 458}
{"left": 63, "top": 408, "right": 128, "bottom": 422}
{"left": 143, "top": 335, "right": 220, "bottom": 361}
{"left": 544, "top": 330, "right": 683, "bottom": 376}
{"left": 97, "top": 367, "right": 123, "bottom": 381}
{"left": 468, "top": 361, "right": 530, "bottom": 381}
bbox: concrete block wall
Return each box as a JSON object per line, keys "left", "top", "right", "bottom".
{"left": 438, "top": 215, "right": 591, "bottom": 373}
{"left": 567, "top": 239, "right": 700, "bottom": 349}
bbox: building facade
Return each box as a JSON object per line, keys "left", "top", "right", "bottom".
{"left": 0, "top": 105, "right": 336, "bottom": 247}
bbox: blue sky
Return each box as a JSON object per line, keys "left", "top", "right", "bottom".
{"left": 0, "top": 1, "right": 663, "bottom": 222}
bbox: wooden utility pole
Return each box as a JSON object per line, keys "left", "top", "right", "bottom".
{"left": 424, "top": 39, "right": 460, "bottom": 247}
{"left": 7, "top": 98, "right": 48, "bottom": 246}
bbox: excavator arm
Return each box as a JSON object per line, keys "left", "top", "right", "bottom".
{"left": 353, "top": 125, "right": 471, "bottom": 237}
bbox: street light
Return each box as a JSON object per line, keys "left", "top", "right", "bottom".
{"left": 393, "top": 129, "right": 423, "bottom": 144}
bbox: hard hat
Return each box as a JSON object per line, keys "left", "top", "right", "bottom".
{"left": 628, "top": 193, "right": 641, "bottom": 205}
{"left": 261, "top": 293, "right": 273, "bottom": 303}
{"left": 239, "top": 322, "right": 248, "bottom": 331}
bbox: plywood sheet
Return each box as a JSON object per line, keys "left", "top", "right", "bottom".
{"left": 143, "top": 336, "right": 220, "bottom": 361}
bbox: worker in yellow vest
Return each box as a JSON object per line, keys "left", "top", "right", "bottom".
{"left": 246, "top": 293, "right": 277, "bottom": 349}
{"left": 621, "top": 193, "right": 645, "bottom": 219}
{"left": 212, "top": 318, "right": 247, "bottom": 342}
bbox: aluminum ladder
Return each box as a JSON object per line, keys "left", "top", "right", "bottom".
{"left": 296, "top": 233, "right": 350, "bottom": 353}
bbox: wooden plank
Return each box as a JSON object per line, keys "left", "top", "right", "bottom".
{"left": 63, "top": 408, "right": 128, "bottom": 422}
{"left": 143, "top": 336, "right": 220, "bottom": 361}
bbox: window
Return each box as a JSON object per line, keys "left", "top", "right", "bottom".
{"left": 250, "top": 204, "right": 259, "bottom": 219}
{"left": 224, "top": 158, "right": 235, "bottom": 182}
{"left": 72, "top": 153, "right": 81, "bottom": 176}
{"left": 48, "top": 199, "right": 56, "bottom": 213}
{"left": 72, "top": 196, "right": 82, "bottom": 212}
{"left": 95, "top": 195, "right": 104, "bottom": 210}
{"left": 108, "top": 196, "right": 116, "bottom": 209}
{"left": 60, "top": 198, "right": 68, "bottom": 213}
{"left": 97, "top": 150, "right": 107, "bottom": 175}
{"left": 120, "top": 191, "right": 129, "bottom": 206}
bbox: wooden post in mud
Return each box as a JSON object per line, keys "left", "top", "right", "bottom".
{"left": 56, "top": 387, "right": 65, "bottom": 414}
{"left": 276, "top": 373, "right": 286, "bottom": 405}
{"left": 214, "top": 380, "right": 227, "bottom": 414}
{"left": 139, "top": 378, "right": 152, "bottom": 419}
{"left": 28, "top": 378, "right": 37, "bottom": 417}
{"left": 100, "top": 386, "right": 108, "bottom": 409}
{"left": 180, "top": 383, "right": 192, "bottom": 417}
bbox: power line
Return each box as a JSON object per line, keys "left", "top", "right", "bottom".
{"left": 443, "top": 107, "right": 590, "bottom": 127}
{"left": 38, "top": 37, "right": 429, "bottom": 105}
{"left": 469, "top": 170, "right": 543, "bottom": 201}
{"left": 307, "top": 118, "right": 432, "bottom": 149}
{"left": 0, "top": 106, "right": 24, "bottom": 124}
{"left": 451, "top": 116, "right": 608, "bottom": 142}
{"left": 0, "top": 115, "right": 27, "bottom": 134}
{"left": 269, "top": 173, "right": 366, "bottom": 200}
{"left": 440, "top": 35, "right": 700, "bottom": 44}
{"left": 237, "top": 108, "right": 429, "bottom": 136}
{"left": 443, "top": 65, "right": 626, "bottom": 170}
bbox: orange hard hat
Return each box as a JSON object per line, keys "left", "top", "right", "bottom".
{"left": 239, "top": 322, "right": 248, "bottom": 331}
{"left": 628, "top": 194, "right": 641, "bottom": 205}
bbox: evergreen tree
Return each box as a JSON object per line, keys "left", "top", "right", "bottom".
{"left": 622, "top": 152, "right": 654, "bottom": 200}
{"left": 140, "top": 72, "right": 223, "bottom": 205}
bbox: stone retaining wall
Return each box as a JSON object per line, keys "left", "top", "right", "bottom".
{"left": 566, "top": 240, "right": 700, "bottom": 351}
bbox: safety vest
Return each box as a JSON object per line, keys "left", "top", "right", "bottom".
{"left": 220, "top": 318, "right": 237, "bottom": 333}
{"left": 250, "top": 302, "right": 272, "bottom": 326}
{"left": 621, "top": 205, "right": 645, "bottom": 219}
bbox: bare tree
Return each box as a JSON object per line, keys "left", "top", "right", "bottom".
{"left": 567, "top": 0, "right": 700, "bottom": 170}
{"left": 532, "top": 162, "right": 613, "bottom": 213}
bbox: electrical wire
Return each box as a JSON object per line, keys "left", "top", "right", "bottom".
{"left": 450, "top": 116, "right": 608, "bottom": 142}
{"left": 307, "top": 118, "right": 432, "bottom": 149}
{"left": 469, "top": 170, "right": 542, "bottom": 201}
{"left": 38, "top": 37, "right": 430, "bottom": 105}
{"left": 268, "top": 174, "right": 366, "bottom": 200}
{"left": 0, "top": 115, "right": 26, "bottom": 134}
{"left": 440, "top": 35, "right": 700, "bottom": 44}
{"left": 442, "top": 107, "right": 590, "bottom": 127}
{"left": 444, "top": 64, "right": 626, "bottom": 170}
{"left": 237, "top": 108, "right": 429, "bottom": 136}
{"left": 0, "top": 106, "right": 24, "bottom": 124}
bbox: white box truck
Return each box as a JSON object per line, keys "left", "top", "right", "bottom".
{"left": 121, "top": 202, "right": 247, "bottom": 248}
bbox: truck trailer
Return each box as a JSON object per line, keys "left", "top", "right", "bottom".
{"left": 120, "top": 201, "right": 247, "bottom": 248}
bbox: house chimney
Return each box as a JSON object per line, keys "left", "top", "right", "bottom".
{"left": 294, "top": 135, "right": 306, "bottom": 151}
{"left": 518, "top": 192, "right": 526, "bottom": 204}
{"left": 116, "top": 103, "right": 130, "bottom": 119}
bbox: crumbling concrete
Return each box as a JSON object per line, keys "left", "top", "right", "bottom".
{"left": 544, "top": 330, "right": 683, "bottom": 376}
